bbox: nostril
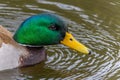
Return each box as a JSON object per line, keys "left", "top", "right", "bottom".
{"left": 70, "top": 38, "right": 73, "bottom": 41}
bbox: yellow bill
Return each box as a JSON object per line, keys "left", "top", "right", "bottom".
{"left": 61, "top": 32, "right": 90, "bottom": 54}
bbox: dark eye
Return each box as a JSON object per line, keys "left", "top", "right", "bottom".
{"left": 49, "top": 24, "right": 59, "bottom": 31}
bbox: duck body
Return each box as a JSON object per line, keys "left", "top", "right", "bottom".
{"left": 0, "top": 13, "right": 90, "bottom": 71}
{"left": 0, "top": 25, "right": 46, "bottom": 71}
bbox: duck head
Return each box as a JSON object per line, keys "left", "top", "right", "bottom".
{"left": 13, "top": 13, "right": 90, "bottom": 54}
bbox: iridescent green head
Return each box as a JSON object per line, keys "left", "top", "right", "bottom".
{"left": 13, "top": 13, "right": 68, "bottom": 46}
{"left": 13, "top": 13, "right": 90, "bottom": 54}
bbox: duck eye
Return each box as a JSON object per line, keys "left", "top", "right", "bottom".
{"left": 49, "top": 25, "right": 58, "bottom": 31}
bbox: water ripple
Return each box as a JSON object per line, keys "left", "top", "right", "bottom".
{"left": 37, "top": 0, "right": 83, "bottom": 11}
{"left": 25, "top": 5, "right": 55, "bottom": 13}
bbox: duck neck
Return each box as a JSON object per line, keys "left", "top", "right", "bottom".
{"left": 20, "top": 46, "right": 46, "bottom": 67}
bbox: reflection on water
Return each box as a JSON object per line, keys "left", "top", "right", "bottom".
{"left": 0, "top": 0, "right": 120, "bottom": 80}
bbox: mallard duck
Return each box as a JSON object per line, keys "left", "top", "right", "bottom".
{"left": 0, "top": 13, "right": 90, "bottom": 71}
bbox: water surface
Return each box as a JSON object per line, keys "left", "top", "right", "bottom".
{"left": 0, "top": 0, "right": 120, "bottom": 80}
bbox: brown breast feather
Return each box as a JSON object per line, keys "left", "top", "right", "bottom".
{"left": 0, "top": 25, "right": 28, "bottom": 54}
{"left": 0, "top": 25, "right": 17, "bottom": 47}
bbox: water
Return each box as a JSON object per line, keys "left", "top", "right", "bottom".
{"left": 0, "top": 0, "right": 120, "bottom": 80}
